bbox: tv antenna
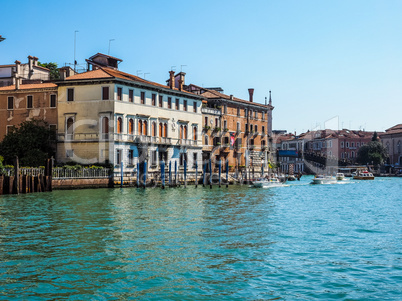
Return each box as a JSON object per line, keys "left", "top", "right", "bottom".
{"left": 74, "top": 30, "right": 79, "bottom": 72}
{"left": 180, "top": 65, "right": 187, "bottom": 72}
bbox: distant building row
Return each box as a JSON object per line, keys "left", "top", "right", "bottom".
{"left": 0, "top": 53, "right": 274, "bottom": 172}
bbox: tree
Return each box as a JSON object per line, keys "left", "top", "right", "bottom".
{"left": 357, "top": 141, "right": 388, "bottom": 165}
{"left": 371, "top": 131, "right": 379, "bottom": 141}
{"left": 38, "top": 62, "right": 60, "bottom": 80}
{"left": 0, "top": 120, "right": 55, "bottom": 166}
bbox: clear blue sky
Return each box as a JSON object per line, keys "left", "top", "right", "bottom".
{"left": 1, "top": 0, "right": 401, "bottom": 134}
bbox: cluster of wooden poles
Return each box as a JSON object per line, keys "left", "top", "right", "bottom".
{"left": 0, "top": 158, "right": 53, "bottom": 195}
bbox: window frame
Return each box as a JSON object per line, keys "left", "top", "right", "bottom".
{"left": 7, "top": 96, "right": 14, "bottom": 110}
{"left": 27, "top": 95, "right": 33, "bottom": 109}
{"left": 50, "top": 94, "right": 57, "bottom": 108}
{"left": 102, "top": 86, "right": 109, "bottom": 100}
{"left": 67, "top": 88, "right": 74, "bottom": 102}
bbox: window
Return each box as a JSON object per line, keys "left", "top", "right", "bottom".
{"left": 351, "top": 142, "right": 355, "bottom": 148}
{"left": 183, "top": 100, "right": 187, "bottom": 111}
{"left": 152, "top": 122, "right": 157, "bottom": 136}
{"left": 6, "top": 125, "right": 13, "bottom": 134}
{"left": 224, "top": 105, "right": 227, "bottom": 114}
{"left": 175, "top": 98, "right": 179, "bottom": 110}
{"left": 67, "top": 88, "right": 74, "bottom": 101}
{"left": 193, "top": 126, "right": 197, "bottom": 141}
{"left": 50, "top": 94, "right": 57, "bottom": 107}
{"left": 255, "top": 111, "right": 258, "bottom": 119}
{"left": 255, "top": 125, "right": 258, "bottom": 132}
{"left": 346, "top": 142, "right": 349, "bottom": 148}
{"left": 102, "top": 87, "right": 109, "bottom": 100}
{"left": 237, "top": 122, "right": 240, "bottom": 132}
{"left": 341, "top": 141, "right": 344, "bottom": 148}
{"left": 193, "top": 102, "right": 197, "bottom": 113}
{"left": 117, "top": 117, "right": 123, "bottom": 133}
{"left": 204, "top": 116, "right": 208, "bottom": 126}
{"left": 163, "top": 123, "right": 167, "bottom": 137}
{"left": 117, "top": 87, "right": 122, "bottom": 101}
{"left": 245, "top": 123, "right": 248, "bottom": 132}
{"left": 116, "top": 149, "right": 122, "bottom": 165}
{"left": 262, "top": 112, "right": 265, "bottom": 121}
{"left": 102, "top": 117, "right": 109, "bottom": 139}
{"left": 66, "top": 149, "right": 74, "bottom": 158}
{"left": 159, "top": 95, "right": 163, "bottom": 107}
{"left": 180, "top": 153, "right": 187, "bottom": 166}
{"left": 138, "top": 120, "right": 143, "bottom": 135}
{"left": 128, "top": 119, "right": 134, "bottom": 135}
{"left": 151, "top": 151, "right": 157, "bottom": 166}
{"left": 193, "top": 153, "right": 198, "bottom": 168}
{"left": 356, "top": 142, "right": 360, "bottom": 148}
{"left": 8, "top": 96, "right": 13, "bottom": 109}
{"left": 152, "top": 93, "right": 156, "bottom": 106}
{"left": 66, "top": 117, "right": 74, "bottom": 140}
{"left": 168, "top": 97, "right": 172, "bottom": 109}
{"left": 215, "top": 118, "right": 218, "bottom": 127}
{"left": 128, "top": 150, "right": 134, "bottom": 165}
{"left": 237, "top": 107, "right": 240, "bottom": 116}
{"left": 141, "top": 91, "right": 145, "bottom": 104}
{"left": 129, "top": 89, "right": 134, "bottom": 102}
{"left": 244, "top": 109, "right": 247, "bottom": 117}
{"left": 224, "top": 120, "right": 227, "bottom": 130}
{"left": 205, "top": 135, "right": 209, "bottom": 145}
{"left": 27, "top": 95, "right": 33, "bottom": 108}
{"left": 262, "top": 126, "right": 265, "bottom": 133}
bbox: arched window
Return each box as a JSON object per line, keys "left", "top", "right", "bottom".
{"left": 117, "top": 117, "right": 123, "bottom": 133}
{"left": 159, "top": 123, "right": 163, "bottom": 137}
{"left": 193, "top": 126, "right": 197, "bottom": 141}
{"left": 66, "top": 117, "right": 74, "bottom": 140}
{"left": 152, "top": 122, "right": 156, "bottom": 137}
{"left": 184, "top": 125, "right": 187, "bottom": 139}
{"left": 143, "top": 120, "right": 148, "bottom": 136}
{"left": 102, "top": 117, "right": 109, "bottom": 139}
{"left": 138, "top": 120, "right": 143, "bottom": 135}
{"left": 128, "top": 119, "right": 134, "bottom": 135}
{"left": 205, "top": 135, "right": 208, "bottom": 145}
{"left": 163, "top": 123, "right": 167, "bottom": 138}
{"left": 180, "top": 125, "right": 183, "bottom": 139}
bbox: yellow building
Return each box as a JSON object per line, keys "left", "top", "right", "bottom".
{"left": 57, "top": 53, "right": 203, "bottom": 173}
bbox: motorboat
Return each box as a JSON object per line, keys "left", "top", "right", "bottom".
{"left": 253, "top": 177, "right": 284, "bottom": 188}
{"left": 287, "top": 175, "right": 297, "bottom": 181}
{"left": 353, "top": 170, "right": 375, "bottom": 180}
{"left": 336, "top": 173, "right": 345, "bottom": 181}
{"left": 311, "top": 175, "right": 337, "bottom": 185}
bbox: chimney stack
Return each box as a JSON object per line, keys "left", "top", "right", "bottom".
{"left": 169, "top": 70, "right": 175, "bottom": 89}
{"left": 269, "top": 90, "right": 272, "bottom": 106}
{"left": 248, "top": 88, "right": 254, "bottom": 102}
{"left": 178, "top": 79, "right": 183, "bottom": 91}
{"left": 14, "top": 60, "right": 21, "bottom": 89}
{"left": 230, "top": 94, "right": 233, "bottom": 100}
{"left": 33, "top": 56, "right": 38, "bottom": 66}
{"left": 28, "top": 55, "right": 34, "bottom": 73}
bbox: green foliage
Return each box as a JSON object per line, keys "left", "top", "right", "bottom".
{"left": 38, "top": 62, "right": 60, "bottom": 80}
{"left": 357, "top": 141, "right": 388, "bottom": 165}
{"left": 0, "top": 155, "right": 4, "bottom": 175}
{"left": 0, "top": 120, "right": 55, "bottom": 167}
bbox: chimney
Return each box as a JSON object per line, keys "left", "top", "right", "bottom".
{"left": 59, "top": 67, "right": 67, "bottom": 80}
{"left": 15, "top": 77, "right": 20, "bottom": 90}
{"left": 169, "top": 70, "right": 175, "bottom": 89}
{"left": 248, "top": 88, "right": 254, "bottom": 102}
{"left": 28, "top": 55, "right": 34, "bottom": 73}
{"left": 178, "top": 79, "right": 183, "bottom": 91}
{"left": 33, "top": 56, "right": 39, "bottom": 66}
{"left": 15, "top": 60, "right": 21, "bottom": 75}
{"left": 269, "top": 90, "right": 272, "bottom": 106}
{"left": 230, "top": 95, "right": 233, "bottom": 100}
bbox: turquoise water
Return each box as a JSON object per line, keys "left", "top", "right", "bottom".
{"left": 0, "top": 176, "right": 401, "bottom": 300}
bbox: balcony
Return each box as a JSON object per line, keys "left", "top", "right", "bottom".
{"left": 58, "top": 133, "right": 100, "bottom": 142}
{"left": 159, "top": 137, "right": 172, "bottom": 145}
{"left": 177, "top": 139, "right": 197, "bottom": 146}
{"left": 201, "top": 107, "right": 222, "bottom": 116}
{"left": 136, "top": 135, "right": 153, "bottom": 144}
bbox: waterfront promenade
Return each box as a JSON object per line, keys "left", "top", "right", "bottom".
{"left": 0, "top": 176, "right": 401, "bottom": 300}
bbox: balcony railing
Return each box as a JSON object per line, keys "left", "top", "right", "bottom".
{"left": 201, "top": 107, "right": 222, "bottom": 115}
{"left": 159, "top": 137, "right": 172, "bottom": 145}
{"left": 177, "top": 139, "right": 197, "bottom": 146}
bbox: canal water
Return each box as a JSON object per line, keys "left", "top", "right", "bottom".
{"left": 0, "top": 176, "right": 401, "bottom": 300}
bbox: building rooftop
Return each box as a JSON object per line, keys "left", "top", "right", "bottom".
{"left": 0, "top": 83, "right": 57, "bottom": 91}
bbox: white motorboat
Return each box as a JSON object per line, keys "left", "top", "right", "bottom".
{"left": 353, "top": 170, "right": 375, "bottom": 180}
{"left": 253, "top": 177, "right": 283, "bottom": 188}
{"left": 336, "top": 173, "right": 345, "bottom": 181}
{"left": 311, "top": 175, "right": 337, "bottom": 185}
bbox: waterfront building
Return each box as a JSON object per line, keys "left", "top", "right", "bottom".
{"left": 0, "top": 57, "right": 57, "bottom": 141}
{"left": 186, "top": 84, "right": 274, "bottom": 173}
{"left": 56, "top": 53, "right": 203, "bottom": 172}
{"left": 279, "top": 129, "right": 376, "bottom": 173}
{"left": 0, "top": 56, "right": 51, "bottom": 87}
{"left": 380, "top": 124, "right": 402, "bottom": 167}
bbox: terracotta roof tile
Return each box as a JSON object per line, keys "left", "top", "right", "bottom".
{"left": 66, "top": 67, "right": 197, "bottom": 96}
{"left": 0, "top": 83, "right": 57, "bottom": 91}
